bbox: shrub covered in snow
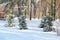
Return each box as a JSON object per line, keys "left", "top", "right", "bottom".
{"left": 18, "top": 13, "right": 28, "bottom": 30}
{"left": 39, "top": 16, "right": 53, "bottom": 32}
{"left": 5, "top": 13, "right": 15, "bottom": 27}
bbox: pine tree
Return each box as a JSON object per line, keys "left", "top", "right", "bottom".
{"left": 7, "top": 13, "right": 15, "bottom": 27}
{"left": 39, "top": 16, "right": 53, "bottom": 32}
{"left": 19, "top": 13, "right": 27, "bottom": 30}
{"left": 5, "top": 8, "right": 15, "bottom": 27}
{"left": 39, "top": 16, "right": 47, "bottom": 28}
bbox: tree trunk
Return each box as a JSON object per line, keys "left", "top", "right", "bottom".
{"left": 51, "top": 0, "right": 56, "bottom": 20}
{"left": 53, "top": 0, "right": 56, "bottom": 20}
{"left": 17, "top": 0, "right": 22, "bottom": 17}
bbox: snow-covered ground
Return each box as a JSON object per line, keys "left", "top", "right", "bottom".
{"left": 0, "top": 18, "right": 60, "bottom": 40}
{"left": 0, "top": 27, "right": 59, "bottom": 40}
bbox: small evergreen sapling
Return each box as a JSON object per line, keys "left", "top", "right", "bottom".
{"left": 5, "top": 13, "right": 15, "bottom": 27}
{"left": 39, "top": 16, "right": 53, "bottom": 32}
{"left": 39, "top": 16, "right": 47, "bottom": 28}
{"left": 19, "top": 13, "right": 27, "bottom": 30}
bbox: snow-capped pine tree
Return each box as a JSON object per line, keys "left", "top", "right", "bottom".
{"left": 39, "top": 16, "right": 53, "bottom": 32}
{"left": 39, "top": 16, "right": 47, "bottom": 28}
{"left": 19, "top": 13, "right": 27, "bottom": 30}
{"left": 5, "top": 12, "right": 15, "bottom": 27}
{"left": 7, "top": 13, "right": 15, "bottom": 27}
{"left": 5, "top": 9, "right": 15, "bottom": 27}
